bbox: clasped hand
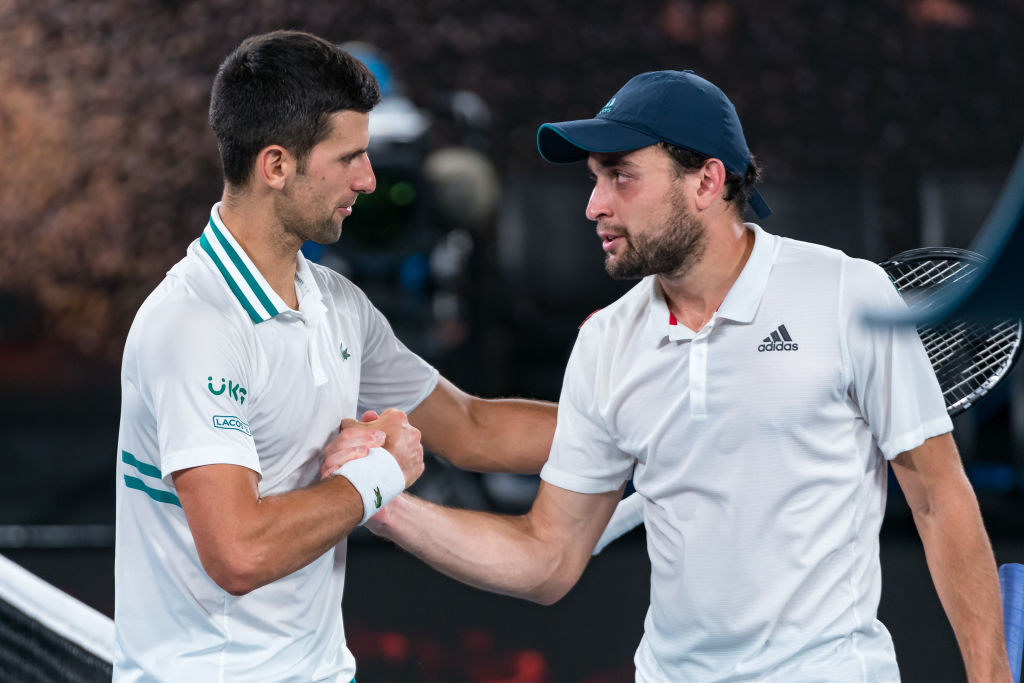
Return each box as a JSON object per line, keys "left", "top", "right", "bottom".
{"left": 320, "top": 408, "right": 424, "bottom": 491}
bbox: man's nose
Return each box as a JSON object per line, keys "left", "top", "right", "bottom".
{"left": 586, "top": 184, "right": 611, "bottom": 222}
{"left": 353, "top": 155, "right": 376, "bottom": 194}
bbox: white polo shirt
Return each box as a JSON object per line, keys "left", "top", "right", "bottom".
{"left": 113, "top": 204, "right": 438, "bottom": 682}
{"left": 541, "top": 224, "right": 951, "bottom": 682}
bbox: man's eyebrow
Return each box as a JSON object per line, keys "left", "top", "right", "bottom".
{"left": 588, "top": 155, "right": 636, "bottom": 174}
{"left": 598, "top": 155, "right": 636, "bottom": 169}
{"left": 341, "top": 147, "right": 368, "bottom": 161}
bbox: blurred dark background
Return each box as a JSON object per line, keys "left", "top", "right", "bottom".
{"left": 2, "top": 1, "right": 1024, "bottom": 681}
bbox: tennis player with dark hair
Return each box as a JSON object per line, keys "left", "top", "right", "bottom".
{"left": 113, "top": 30, "right": 554, "bottom": 681}
{"left": 332, "top": 71, "right": 1011, "bottom": 681}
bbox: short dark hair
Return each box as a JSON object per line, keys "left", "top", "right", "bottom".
{"left": 658, "top": 142, "right": 762, "bottom": 216}
{"left": 210, "top": 30, "right": 381, "bottom": 187}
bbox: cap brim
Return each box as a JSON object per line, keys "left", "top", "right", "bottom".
{"left": 537, "top": 119, "right": 661, "bottom": 164}
{"left": 538, "top": 118, "right": 773, "bottom": 220}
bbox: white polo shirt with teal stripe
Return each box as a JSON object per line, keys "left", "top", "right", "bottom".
{"left": 114, "top": 203, "right": 438, "bottom": 682}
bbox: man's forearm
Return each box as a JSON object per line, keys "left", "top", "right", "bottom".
{"left": 176, "top": 467, "right": 366, "bottom": 595}
{"left": 913, "top": 483, "right": 1011, "bottom": 681}
{"left": 178, "top": 414, "right": 421, "bottom": 595}
{"left": 372, "top": 483, "right": 620, "bottom": 605}
{"left": 454, "top": 397, "right": 556, "bottom": 473}
{"left": 371, "top": 493, "right": 568, "bottom": 604}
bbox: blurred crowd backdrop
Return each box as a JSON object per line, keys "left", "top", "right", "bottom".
{"left": 1, "top": 1, "right": 1024, "bottom": 681}
{"left": 2, "top": 0, "right": 1022, "bottom": 374}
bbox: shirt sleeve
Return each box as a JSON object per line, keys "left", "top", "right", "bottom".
{"left": 839, "top": 258, "right": 953, "bottom": 460}
{"left": 355, "top": 294, "right": 439, "bottom": 415}
{"left": 134, "top": 299, "right": 262, "bottom": 484}
{"left": 540, "top": 323, "right": 635, "bottom": 494}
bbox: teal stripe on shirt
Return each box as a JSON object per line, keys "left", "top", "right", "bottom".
{"left": 207, "top": 219, "right": 280, "bottom": 318}
{"left": 122, "top": 450, "right": 161, "bottom": 479}
{"left": 124, "top": 475, "right": 182, "bottom": 508}
{"left": 122, "top": 451, "right": 181, "bottom": 507}
{"left": 200, "top": 231, "right": 264, "bottom": 323}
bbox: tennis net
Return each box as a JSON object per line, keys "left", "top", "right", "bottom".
{"left": 0, "top": 553, "right": 113, "bottom": 682}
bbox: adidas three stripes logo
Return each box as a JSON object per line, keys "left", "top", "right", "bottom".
{"left": 757, "top": 324, "right": 799, "bottom": 352}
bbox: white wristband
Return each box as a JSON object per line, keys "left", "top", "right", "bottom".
{"left": 334, "top": 447, "right": 405, "bottom": 525}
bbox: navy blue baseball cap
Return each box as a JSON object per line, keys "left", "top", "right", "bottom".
{"left": 537, "top": 70, "right": 771, "bottom": 218}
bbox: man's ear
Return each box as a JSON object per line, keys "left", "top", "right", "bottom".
{"left": 693, "top": 158, "right": 727, "bottom": 212}
{"left": 254, "top": 145, "right": 292, "bottom": 191}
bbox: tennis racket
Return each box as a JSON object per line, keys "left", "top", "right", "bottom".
{"left": 878, "top": 247, "right": 1023, "bottom": 417}
{"left": 593, "top": 247, "right": 1024, "bottom": 555}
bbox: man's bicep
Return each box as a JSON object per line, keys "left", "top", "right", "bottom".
{"left": 172, "top": 464, "right": 261, "bottom": 574}
{"left": 528, "top": 481, "right": 625, "bottom": 558}
{"left": 890, "top": 432, "right": 967, "bottom": 515}
{"left": 410, "top": 378, "right": 557, "bottom": 473}
{"left": 408, "top": 377, "right": 473, "bottom": 453}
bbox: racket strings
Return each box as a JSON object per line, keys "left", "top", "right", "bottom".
{"left": 888, "top": 259, "right": 973, "bottom": 291}
{"left": 885, "top": 256, "right": 1023, "bottom": 415}
{"left": 890, "top": 261, "right": 978, "bottom": 313}
{"left": 927, "top": 324, "right": 1019, "bottom": 406}
{"left": 920, "top": 320, "right": 1018, "bottom": 368}
{"left": 926, "top": 325, "right": 1020, "bottom": 411}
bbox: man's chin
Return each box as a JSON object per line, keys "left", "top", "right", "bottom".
{"left": 310, "top": 221, "right": 344, "bottom": 245}
{"left": 605, "top": 257, "right": 645, "bottom": 281}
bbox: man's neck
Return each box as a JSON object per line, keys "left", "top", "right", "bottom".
{"left": 217, "top": 192, "right": 302, "bottom": 310}
{"left": 657, "top": 219, "right": 754, "bottom": 332}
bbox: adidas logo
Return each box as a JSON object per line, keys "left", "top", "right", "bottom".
{"left": 758, "top": 324, "right": 799, "bottom": 352}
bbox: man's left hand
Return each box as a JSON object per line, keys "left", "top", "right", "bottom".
{"left": 320, "top": 410, "right": 384, "bottom": 479}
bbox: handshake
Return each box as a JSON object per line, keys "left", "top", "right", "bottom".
{"left": 319, "top": 408, "right": 423, "bottom": 526}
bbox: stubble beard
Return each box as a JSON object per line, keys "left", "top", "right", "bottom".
{"left": 604, "top": 198, "right": 707, "bottom": 281}
{"left": 295, "top": 212, "right": 342, "bottom": 245}
{"left": 277, "top": 186, "right": 344, "bottom": 246}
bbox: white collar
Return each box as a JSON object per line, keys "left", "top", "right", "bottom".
{"left": 199, "top": 202, "right": 325, "bottom": 324}
{"left": 646, "top": 223, "right": 779, "bottom": 343}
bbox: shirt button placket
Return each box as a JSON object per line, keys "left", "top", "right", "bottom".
{"left": 303, "top": 318, "right": 328, "bottom": 386}
{"left": 690, "top": 332, "right": 709, "bottom": 418}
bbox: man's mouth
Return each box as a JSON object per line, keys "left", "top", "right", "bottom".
{"left": 599, "top": 232, "right": 625, "bottom": 252}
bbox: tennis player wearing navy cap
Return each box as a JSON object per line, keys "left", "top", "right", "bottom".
{"left": 327, "top": 70, "right": 1010, "bottom": 681}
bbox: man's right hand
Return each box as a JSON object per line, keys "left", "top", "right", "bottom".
{"left": 324, "top": 408, "right": 424, "bottom": 489}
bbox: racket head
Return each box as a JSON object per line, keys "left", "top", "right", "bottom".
{"left": 879, "top": 247, "right": 1024, "bottom": 417}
